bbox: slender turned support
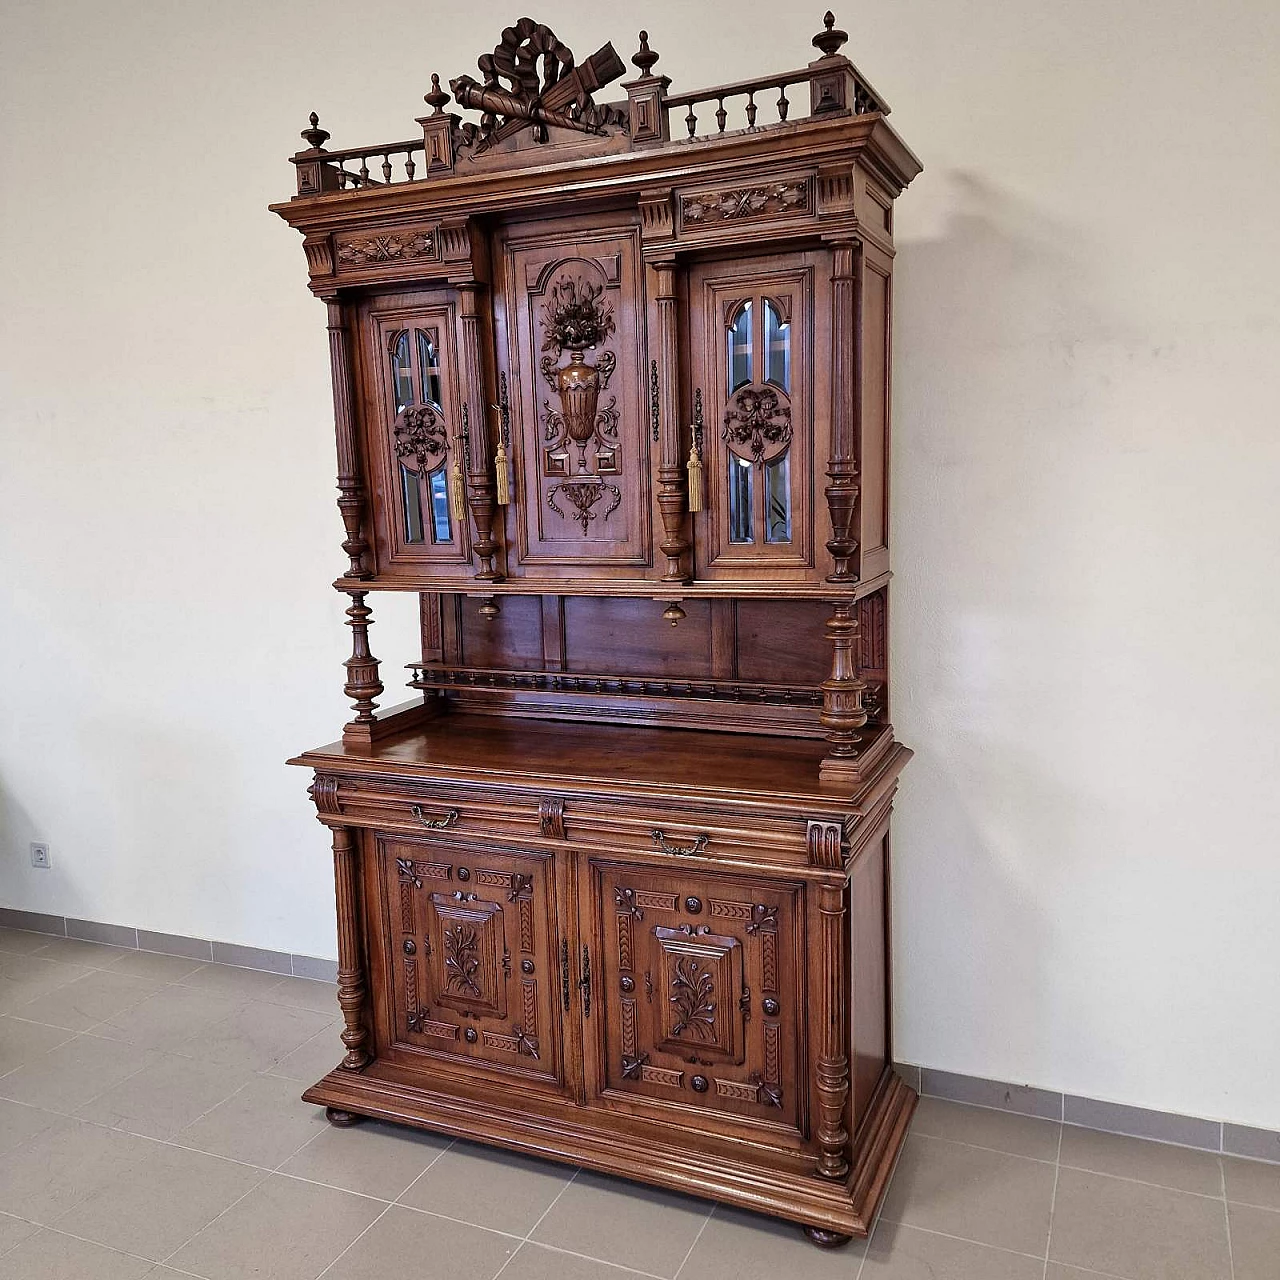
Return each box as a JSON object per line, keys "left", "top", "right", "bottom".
{"left": 342, "top": 591, "right": 383, "bottom": 743}
{"left": 332, "top": 826, "right": 372, "bottom": 1070}
{"left": 326, "top": 302, "right": 371, "bottom": 579}
{"left": 819, "top": 600, "right": 868, "bottom": 781}
{"left": 814, "top": 876, "right": 851, "bottom": 1179}
{"left": 458, "top": 284, "right": 502, "bottom": 580}
{"left": 651, "top": 261, "right": 692, "bottom": 581}
{"left": 825, "top": 240, "right": 862, "bottom": 582}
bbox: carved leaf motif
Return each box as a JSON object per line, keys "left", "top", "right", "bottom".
{"left": 669, "top": 957, "right": 717, "bottom": 1040}
{"left": 443, "top": 923, "right": 482, "bottom": 997}
{"left": 508, "top": 873, "right": 534, "bottom": 902}
{"left": 614, "top": 886, "right": 644, "bottom": 920}
{"left": 683, "top": 182, "right": 809, "bottom": 224}
{"left": 547, "top": 480, "right": 621, "bottom": 534}
{"left": 338, "top": 233, "right": 434, "bottom": 265}
{"left": 745, "top": 904, "right": 778, "bottom": 935}
{"left": 621, "top": 1052, "right": 649, "bottom": 1080}
{"left": 722, "top": 386, "right": 793, "bottom": 462}
{"left": 540, "top": 276, "right": 616, "bottom": 352}
{"left": 393, "top": 403, "right": 449, "bottom": 473}
{"left": 396, "top": 858, "right": 422, "bottom": 890}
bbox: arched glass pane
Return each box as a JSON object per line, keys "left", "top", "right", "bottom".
{"left": 726, "top": 300, "right": 753, "bottom": 395}
{"left": 764, "top": 299, "right": 790, "bottom": 393}
{"left": 391, "top": 331, "right": 414, "bottom": 413}
{"left": 426, "top": 464, "right": 452, "bottom": 543}
{"left": 764, "top": 453, "right": 791, "bottom": 543}
{"left": 401, "top": 462, "right": 425, "bottom": 543}
{"left": 418, "top": 329, "right": 442, "bottom": 408}
{"left": 728, "top": 453, "right": 754, "bottom": 543}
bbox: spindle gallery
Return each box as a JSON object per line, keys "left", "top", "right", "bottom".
{"left": 274, "top": 11, "right": 921, "bottom": 1245}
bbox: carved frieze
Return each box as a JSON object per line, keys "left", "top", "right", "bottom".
{"left": 681, "top": 180, "right": 812, "bottom": 226}
{"left": 334, "top": 228, "right": 437, "bottom": 269}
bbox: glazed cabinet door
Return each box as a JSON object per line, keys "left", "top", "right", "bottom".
{"left": 581, "top": 859, "right": 806, "bottom": 1146}
{"left": 375, "top": 834, "right": 567, "bottom": 1093}
{"left": 687, "top": 252, "right": 831, "bottom": 580}
{"left": 358, "top": 292, "right": 473, "bottom": 573}
{"left": 493, "top": 219, "right": 653, "bottom": 576}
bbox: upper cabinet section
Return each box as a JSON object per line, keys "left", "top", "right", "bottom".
{"left": 275, "top": 13, "right": 920, "bottom": 597}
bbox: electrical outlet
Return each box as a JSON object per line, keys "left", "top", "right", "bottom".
{"left": 30, "top": 842, "right": 51, "bottom": 869}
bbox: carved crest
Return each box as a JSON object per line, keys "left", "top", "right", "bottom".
{"left": 393, "top": 403, "right": 449, "bottom": 472}
{"left": 449, "top": 19, "right": 628, "bottom": 158}
{"left": 722, "top": 385, "right": 793, "bottom": 463}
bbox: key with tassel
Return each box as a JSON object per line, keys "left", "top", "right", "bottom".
{"left": 686, "top": 388, "right": 705, "bottom": 513}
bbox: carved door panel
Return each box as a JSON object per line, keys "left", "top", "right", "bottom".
{"left": 378, "top": 835, "right": 564, "bottom": 1089}
{"left": 494, "top": 221, "right": 653, "bottom": 575}
{"left": 687, "top": 254, "right": 830, "bottom": 580}
{"left": 582, "top": 860, "right": 805, "bottom": 1141}
{"left": 361, "top": 295, "right": 473, "bottom": 570}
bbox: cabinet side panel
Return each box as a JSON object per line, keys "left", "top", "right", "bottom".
{"left": 850, "top": 831, "right": 889, "bottom": 1127}
{"left": 859, "top": 259, "right": 890, "bottom": 573}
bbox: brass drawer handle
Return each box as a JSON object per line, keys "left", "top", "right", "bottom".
{"left": 411, "top": 805, "right": 459, "bottom": 829}
{"left": 651, "top": 829, "right": 710, "bottom": 857}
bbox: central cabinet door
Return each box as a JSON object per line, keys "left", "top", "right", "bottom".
{"left": 493, "top": 218, "right": 653, "bottom": 575}
{"left": 580, "top": 858, "right": 807, "bottom": 1145}
{"left": 377, "top": 834, "right": 565, "bottom": 1092}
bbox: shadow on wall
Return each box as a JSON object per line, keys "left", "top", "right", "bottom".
{"left": 888, "top": 170, "right": 1119, "bottom": 1075}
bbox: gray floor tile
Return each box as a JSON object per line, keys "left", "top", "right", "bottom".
{"left": 0, "top": 928, "right": 57, "bottom": 957}
{"left": 0, "top": 1015, "right": 75, "bottom": 1076}
{"left": 0, "top": 1116, "right": 152, "bottom": 1224}
{"left": 1049, "top": 1166, "right": 1231, "bottom": 1280}
{"left": 531, "top": 1171, "right": 710, "bottom": 1277}
{"left": 0, "top": 956, "right": 92, "bottom": 1014}
{"left": 28, "top": 936, "right": 132, "bottom": 968}
{"left": 0, "top": 1097, "right": 62, "bottom": 1157}
{"left": 52, "top": 1140, "right": 264, "bottom": 1261}
{"left": 10, "top": 968, "right": 160, "bottom": 1032}
{"left": 172, "top": 1000, "right": 334, "bottom": 1072}
{"left": 398, "top": 1140, "right": 573, "bottom": 1235}
{"left": 327, "top": 1205, "right": 516, "bottom": 1280}
{"left": 176, "top": 1073, "right": 329, "bottom": 1168}
{"left": 879, "top": 1133, "right": 1056, "bottom": 1256}
{"left": 107, "top": 950, "right": 207, "bottom": 982}
{"left": 0, "top": 1211, "right": 39, "bottom": 1257}
{"left": 167, "top": 1173, "right": 383, "bottom": 1280}
{"left": 0, "top": 1032, "right": 159, "bottom": 1112}
{"left": 863, "top": 1221, "right": 1044, "bottom": 1278}
{"left": 1059, "top": 1126, "right": 1224, "bottom": 1197}
{"left": 680, "top": 1205, "right": 866, "bottom": 1280}
{"left": 264, "top": 1022, "right": 343, "bottom": 1084}
{"left": 95, "top": 984, "right": 246, "bottom": 1052}
{"left": 0, "top": 1228, "right": 155, "bottom": 1279}
{"left": 78, "top": 1051, "right": 254, "bottom": 1140}
{"left": 1223, "top": 1155, "right": 1280, "bottom": 1211}
{"left": 1228, "top": 1202, "right": 1280, "bottom": 1280}
{"left": 177, "top": 963, "right": 291, "bottom": 998}
{"left": 910, "top": 1096, "right": 1061, "bottom": 1161}
{"left": 280, "top": 1117, "right": 451, "bottom": 1201}
{"left": 499, "top": 1242, "right": 653, "bottom": 1280}
{"left": 259, "top": 976, "right": 339, "bottom": 1015}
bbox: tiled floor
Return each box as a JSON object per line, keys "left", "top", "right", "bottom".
{"left": 1, "top": 927, "right": 1277, "bottom": 1280}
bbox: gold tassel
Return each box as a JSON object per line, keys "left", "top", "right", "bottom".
{"left": 449, "top": 457, "right": 466, "bottom": 524}
{"left": 494, "top": 438, "right": 511, "bottom": 506}
{"left": 686, "top": 437, "right": 704, "bottom": 513}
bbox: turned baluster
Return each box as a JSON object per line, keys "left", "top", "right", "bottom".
{"left": 342, "top": 591, "right": 383, "bottom": 736}
{"left": 381, "top": 153, "right": 392, "bottom": 182}
{"left": 685, "top": 104, "right": 697, "bottom": 138}
{"left": 405, "top": 152, "right": 416, "bottom": 180}
{"left": 746, "top": 90, "right": 758, "bottom": 127}
{"left": 777, "top": 84, "right": 790, "bottom": 121}
{"left": 715, "top": 97, "right": 727, "bottom": 132}
{"left": 819, "top": 600, "right": 869, "bottom": 784}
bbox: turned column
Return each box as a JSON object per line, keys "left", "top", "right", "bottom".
{"left": 458, "top": 284, "right": 502, "bottom": 580}
{"left": 814, "top": 875, "right": 851, "bottom": 1178}
{"left": 332, "top": 826, "right": 372, "bottom": 1070}
{"left": 651, "top": 259, "right": 692, "bottom": 581}
{"left": 326, "top": 302, "right": 371, "bottom": 579}
{"left": 825, "top": 239, "right": 862, "bottom": 582}
{"left": 342, "top": 591, "right": 384, "bottom": 746}
{"left": 819, "top": 599, "right": 868, "bottom": 784}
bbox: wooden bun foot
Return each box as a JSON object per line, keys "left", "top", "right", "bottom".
{"left": 803, "top": 1226, "right": 854, "bottom": 1249}
{"left": 325, "top": 1107, "right": 363, "bottom": 1128}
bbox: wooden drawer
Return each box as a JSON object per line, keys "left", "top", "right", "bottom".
{"left": 310, "top": 774, "right": 544, "bottom": 846}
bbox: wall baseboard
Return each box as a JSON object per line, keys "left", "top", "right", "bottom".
{"left": 0, "top": 905, "right": 337, "bottom": 983}
{"left": 4, "top": 904, "right": 1275, "bottom": 1164}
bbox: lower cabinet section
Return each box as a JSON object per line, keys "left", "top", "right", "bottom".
{"left": 310, "top": 805, "right": 914, "bottom": 1243}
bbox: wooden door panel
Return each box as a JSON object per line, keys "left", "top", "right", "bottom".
{"left": 495, "top": 221, "right": 653, "bottom": 574}
{"left": 586, "top": 861, "right": 805, "bottom": 1140}
{"left": 378, "top": 835, "right": 562, "bottom": 1088}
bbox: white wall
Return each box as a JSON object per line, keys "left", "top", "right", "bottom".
{"left": 2, "top": 1, "right": 1277, "bottom": 1130}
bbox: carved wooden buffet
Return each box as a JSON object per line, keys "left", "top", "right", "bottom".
{"left": 274, "top": 11, "right": 921, "bottom": 1246}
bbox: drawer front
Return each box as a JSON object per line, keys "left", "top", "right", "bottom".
{"left": 581, "top": 858, "right": 807, "bottom": 1145}
{"left": 376, "top": 834, "right": 565, "bottom": 1092}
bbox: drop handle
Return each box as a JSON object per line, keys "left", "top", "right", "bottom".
{"left": 410, "top": 805, "right": 459, "bottom": 829}
{"left": 651, "top": 829, "right": 710, "bottom": 857}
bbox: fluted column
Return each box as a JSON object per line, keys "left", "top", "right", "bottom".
{"left": 327, "top": 302, "right": 371, "bottom": 579}
{"left": 814, "top": 876, "right": 851, "bottom": 1178}
{"left": 825, "top": 240, "right": 862, "bottom": 582}
{"left": 332, "top": 826, "right": 372, "bottom": 1070}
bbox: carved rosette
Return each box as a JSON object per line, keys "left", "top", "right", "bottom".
{"left": 722, "top": 385, "right": 793, "bottom": 463}
{"left": 392, "top": 403, "right": 449, "bottom": 475}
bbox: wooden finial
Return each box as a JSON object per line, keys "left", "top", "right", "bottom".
{"left": 661, "top": 602, "right": 686, "bottom": 627}
{"left": 632, "top": 30, "right": 660, "bottom": 77}
{"left": 424, "top": 73, "right": 450, "bottom": 114}
{"left": 300, "top": 111, "right": 330, "bottom": 150}
{"left": 812, "top": 11, "right": 848, "bottom": 57}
